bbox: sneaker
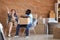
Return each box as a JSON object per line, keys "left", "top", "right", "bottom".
{"left": 14, "top": 35, "right": 19, "bottom": 37}
{"left": 8, "top": 34, "right": 11, "bottom": 37}
{"left": 25, "top": 36, "right": 29, "bottom": 38}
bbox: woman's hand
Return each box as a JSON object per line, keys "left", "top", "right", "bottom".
{"left": 12, "top": 16, "right": 15, "bottom": 19}
{"left": 6, "top": 7, "right": 10, "bottom": 14}
{"left": 11, "top": 16, "right": 16, "bottom": 22}
{"left": 7, "top": 7, "right": 12, "bottom": 16}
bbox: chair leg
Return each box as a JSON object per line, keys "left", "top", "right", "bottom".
{"left": 22, "top": 28, "right": 26, "bottom": 36}
{"left": 29, "top": 30, "right": 30, "bottom": 36}
{"left": 33, "top": 29, "right": 36, "bottom": 34}
{"left": 29, "top": 29, "right": 36, "bottom": 36}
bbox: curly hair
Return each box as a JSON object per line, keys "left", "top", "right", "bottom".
{"left": 25, "top": 9, "right": 31, "bottom": 15}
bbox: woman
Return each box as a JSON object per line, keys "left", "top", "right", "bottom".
{"left": 8, "top": 9, "right": 18, "bottom": 37}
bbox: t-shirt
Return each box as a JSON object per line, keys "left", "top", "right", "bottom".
{"left": 26, "top": 14, "right": 33, "bottom": 24}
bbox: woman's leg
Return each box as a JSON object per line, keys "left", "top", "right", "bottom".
{"left": 8, "top": 22, "right": 13, "bottom": 37}
{"left": 14, "top": 21, "right": 17, "bottom": 27}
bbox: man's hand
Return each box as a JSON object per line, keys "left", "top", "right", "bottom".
{"left": 20, "top": 16, "right": 29, "bottom": 18}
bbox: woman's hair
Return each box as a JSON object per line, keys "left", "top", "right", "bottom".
{"left": 11, "top": 9, "right": 17, "bottom": 16}
{"left": 25, "top": 9, "right": 31, "bottom": 15}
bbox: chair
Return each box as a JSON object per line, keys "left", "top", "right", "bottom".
{"left": 22, "top": 18, "right": 38, "bottom": 36}
{"left": 6, "top": 18, "right": 17, "bottom": 36}
{"left": 29, "top": 14, "right": 38, "bottom": 35}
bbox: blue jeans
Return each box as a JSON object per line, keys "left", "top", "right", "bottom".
{"left": 15, "top": 24, "right": 32, "bottom": 36}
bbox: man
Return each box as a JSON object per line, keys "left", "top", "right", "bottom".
{"left": 15, "top": 9, "right": 33, "bottom": 38}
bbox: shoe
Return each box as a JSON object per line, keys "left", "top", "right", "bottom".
{"left": 8, "top": 34, "right": 11, "bottom": 37}
{"left": 25, "top": 36, "right": 29, "bottom": 38}
{"left": 14, "top": 35, "right": 19, "bottom": 37}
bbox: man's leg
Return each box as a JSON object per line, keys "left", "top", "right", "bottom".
{"left": 25, "top": 26, "right": 29, "bottom": 36}
{"left": 25, "top": 24, "right": 32, "bottom": 36}
{"left": 15, "top": 24, "right": 20, "bottom": 36}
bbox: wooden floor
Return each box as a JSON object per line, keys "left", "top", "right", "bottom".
{"left": 5, "top": 34, "right": 60, "bottom": 40}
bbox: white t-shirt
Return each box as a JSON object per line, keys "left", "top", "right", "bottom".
{"left": 26, "top": 14, "right": 33, "bottom": 24}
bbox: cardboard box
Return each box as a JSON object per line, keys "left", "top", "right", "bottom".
{"left": 53, "top": 26, "right": 60, "bottom": 39}
{"left": 18, "top": 17, "right": 30, "bottom": 25}
{"left": 50, "top": 10, "right": 55, "bottom": 18}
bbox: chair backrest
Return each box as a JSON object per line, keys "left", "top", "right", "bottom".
{"left": 33, "top": 14, "right": 37, "bottom": 19}
{"left": 31, "top": 14, "right": 38, "bottom": 27}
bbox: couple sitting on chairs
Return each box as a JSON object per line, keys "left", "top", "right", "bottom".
{"left": 8, "top": 9, "right": 37, "bottom": 38}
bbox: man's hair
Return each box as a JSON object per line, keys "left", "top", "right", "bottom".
{"left": 25, "top": 9, "right": 31, "bottom": 15}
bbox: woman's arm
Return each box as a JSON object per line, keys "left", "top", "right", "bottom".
{"left": 6, "top": 7, "right": 10, "bottom": 14}
{"left": 7, "top": 7, "right": 11, "bottom": 17}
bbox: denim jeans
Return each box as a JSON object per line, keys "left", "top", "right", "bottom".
{"left": 15, "top": 24, "right": 32, "bottom": 36}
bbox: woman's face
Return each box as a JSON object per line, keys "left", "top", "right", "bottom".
{"left": 11, "top": 10, "right": 16, "bottom": 15}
